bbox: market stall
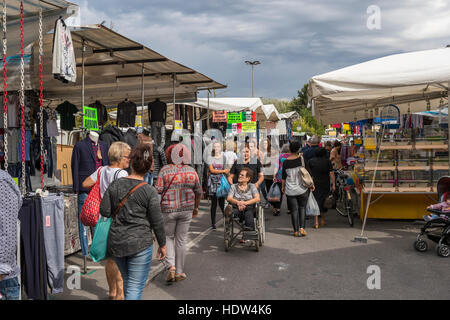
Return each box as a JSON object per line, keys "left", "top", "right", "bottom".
{"left": 308, "top": 47, "right": 450, "bottom": 220}
{"left": 1, "top": 1, "right": 226, "bottom": 299}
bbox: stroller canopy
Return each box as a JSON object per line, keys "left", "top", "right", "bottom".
{"left": 437, "top": 176, "right": 450, "bottom": 201}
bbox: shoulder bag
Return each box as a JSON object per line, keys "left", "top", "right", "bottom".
{"left": 80, "top": 166, "right": 103, "bottom": 227}
{"left": 299, "top": 156, "right": 314, "bottom": 189}
{"left": 90, "top": 181, "right": 147, "bottom": 262}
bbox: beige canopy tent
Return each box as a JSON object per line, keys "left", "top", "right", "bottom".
{"left": 29, "top": 24, "right": 226, "bottom": 107}
{"left": 4, "top": 0, "right": 76, "bottom": 56}
{"left": 308, "top": 47, "right": 450, "bottom": 125}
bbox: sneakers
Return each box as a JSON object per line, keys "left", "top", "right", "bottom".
{"left": 212, "top": 224, "right": 217, "bottom": 230}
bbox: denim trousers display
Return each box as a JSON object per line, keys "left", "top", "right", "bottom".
{"left": 0, "top": 277, "right": 20, "bottom": 300}
{"left": 286, "top": 190, "right": 310, "bottom": 231}
{"left": 19, "top": 197, "right": 48, "bottom": 300}
{"left": 40, "top": 194, "right": 65, "bottom": 294}
{"left": 114, "top": 245, "right": 153, "bottom": 300}
{"left": 77, "top": 192, "right": 93, "bottom": 257}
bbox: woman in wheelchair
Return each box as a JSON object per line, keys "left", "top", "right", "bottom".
{"left": 225, "top": 168, "right": 261, "bottom": 231}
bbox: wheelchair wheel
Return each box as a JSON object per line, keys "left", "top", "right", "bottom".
{"left": 258, "top": 206, "right": 265, "bottom": 246}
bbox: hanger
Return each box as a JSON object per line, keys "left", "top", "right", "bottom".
{"left": 59, "top": 16, "right": 67, "bottom": 28}
{"left": 35, "top": 189, "right": 49, "bottom": 198}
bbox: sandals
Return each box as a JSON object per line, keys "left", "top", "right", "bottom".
{"left": 166, "top": 269, "right": 176, "bottom": 283}
{"left": 175, "top": 273, "right": 187, "bottom": 282}
{"left": 300, "top": 229, "right": 307, "bottom": 237}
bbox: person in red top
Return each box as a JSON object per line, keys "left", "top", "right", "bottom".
{"left": 156, "top": 143, "right": 202, "bottom": 283}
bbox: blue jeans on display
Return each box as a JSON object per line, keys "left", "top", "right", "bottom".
{"left": 0, "top": 277, "right": 20, "bottom": 300}
{"left": 114, "top": 245, "right": 153, "bottom": 300}
{"left": 77, "top": 192, "right": 95, "bottom": 257}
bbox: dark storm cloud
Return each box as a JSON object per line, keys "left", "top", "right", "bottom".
{"left": 69, "top": 0, "right": 450, "bottom": 99}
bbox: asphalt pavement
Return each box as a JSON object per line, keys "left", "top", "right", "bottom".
{"left": 53, "top": 198, "right": 450, "bottom": 300}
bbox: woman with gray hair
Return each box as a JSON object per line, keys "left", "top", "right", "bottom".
{"left": 266, "top": 143, "right": 290, "bottom": 216}
{"left": 82, "top": 141, "right": 131, "bottom": 300}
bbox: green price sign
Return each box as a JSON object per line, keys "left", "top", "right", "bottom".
{"left": 227, "top": 112, "right": 243, "bottom": 124}
{"left": 83, "top": 106, "right": 99, "bottom": 131}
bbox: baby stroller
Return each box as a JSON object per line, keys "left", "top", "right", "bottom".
{"left": 414, "top": 176, "right": 450, "bottom": 257}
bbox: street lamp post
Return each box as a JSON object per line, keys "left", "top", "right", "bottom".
{"left": 245, "top": 60, "right": 260, "bottom": 97}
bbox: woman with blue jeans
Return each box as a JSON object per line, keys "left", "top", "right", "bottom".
{"left": 100, "top": 144, "right": 166, "bottom": 300}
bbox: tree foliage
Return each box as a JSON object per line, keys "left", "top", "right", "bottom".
{"left": 263, "top": 83, "right": 325, "bottom": 136}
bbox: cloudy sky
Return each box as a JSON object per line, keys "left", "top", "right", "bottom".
{"left": 68, "top": 0, "right": 450, "bottom": 100}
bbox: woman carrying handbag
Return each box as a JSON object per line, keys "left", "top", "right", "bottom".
{"left": 307, "top": 147, "right": 336, "bottom": 228}
{"left": 99, "top": 144, "right": 167, "bottom": 300}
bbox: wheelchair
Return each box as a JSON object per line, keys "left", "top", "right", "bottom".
{"left": 223, "top": 201, "right": 266, "bottom": 252}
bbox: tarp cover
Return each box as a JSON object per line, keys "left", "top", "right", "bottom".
{"left": 3, "top": 0, "right": 76, "bottom": 56}
{"left": 309, "top": 47, "right": 450, "bottom": 124}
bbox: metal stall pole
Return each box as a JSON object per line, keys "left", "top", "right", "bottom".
{"left": 207, "top": 89, "right": 210, "bottom": 130}
{"left": 173, "top": 73, "right": 176, "bottom": 129}
{"left": 81, "top": 39, "right": 88, "bottom": 274}
{"left": 141, "top": 64, "right": 145, "bottom": 128}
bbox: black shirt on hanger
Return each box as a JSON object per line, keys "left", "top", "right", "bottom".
{"left": 89, "top": 100, "right": 108, "bottom": 127}
{"left": 148, "top": 99, "right": 167, "bottom": 123}
{"left": 117, "top": 99, "right": 137, "bottom": 127}
{"left": 56, "top": 101, "right": 78, "bottom": 131}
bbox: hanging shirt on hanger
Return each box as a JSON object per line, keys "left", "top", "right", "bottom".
{"left": 52, "top": 18, "right": 76, "bottom": 83}
{"left": 148, "top": 99, "right": 167, "bottom": 123}
{"left": 116, "top": 100, "right": 137, "bottom": 127}
{"left": 88, "top": 101, "right": 108, "bottom": 127}
{"left": 45, "top": 107, "right": 59, "bottom": 137}
{"left": 0, "top": 94, "right": 20, "bottom": 128}
{"left": 56, "top": 101, "right": 78, "bottom": 131}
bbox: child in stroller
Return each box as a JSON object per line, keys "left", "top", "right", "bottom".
{"left": 424, "top": 193, "right": 450, "bottom": 222}
{"left": 414, "top": 177, "right": 450, "bottom": 257}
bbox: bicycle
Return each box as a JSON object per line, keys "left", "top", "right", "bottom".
{"left": 334, "top": 169, "right": 359, "bottom": 227}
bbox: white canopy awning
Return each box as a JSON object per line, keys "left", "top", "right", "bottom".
{"left": 186, "top": 98, "right": 263, "bottom": 112}
{"left": 308, "top": 47, "right": 450, "bottom": 124}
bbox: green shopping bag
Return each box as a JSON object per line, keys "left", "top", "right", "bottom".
{"left": 89, "top": 216, "right": 112, "bottom": 263}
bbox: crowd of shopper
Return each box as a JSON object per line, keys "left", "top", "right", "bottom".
{"left": 1, "top": 131, "right": 343, "bottom": 301}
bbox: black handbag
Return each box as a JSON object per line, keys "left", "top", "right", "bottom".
{"left": 323, "top": 193, "right": 336, "bottom": 209}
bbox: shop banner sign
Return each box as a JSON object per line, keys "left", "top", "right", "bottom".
{"left": 242, "top": 122, "right": 257, "bottom": 132}
{"left": 244, "top": 111, "right": 256, "bottom": 122}
{"left": 213, "top": 111, "right": 227, "bottom": 122}
{"left": 175, "top": 120, "right": 183, "bottom": 130}
{"left": 227, "top": 112, "right": 243, "bottom": 124}
{"left": 227, "top": 123, "right": 242, "bottom": 134}
{"left": 354, "top": 138, "right": 363, "bottom": 146}
{"left": 83, "top": 106, "right": 99, "bottom": 131}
